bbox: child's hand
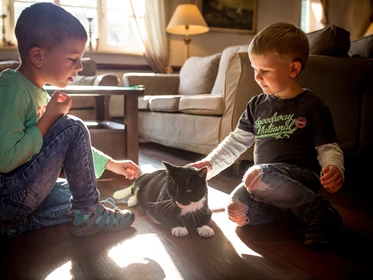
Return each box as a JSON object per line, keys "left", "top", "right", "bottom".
{"left": 188, "top": 160, "right": 212, "bottom": 172}
{"left": 320, "top": 165, "right": 343, "bottom": 193}
{"left": 45, "top": 90, "right": 72, "bottom": 119}
{"left": 36, "top": 91, "right": 72, "bottom": 137}
{"left": 106, "top": 159, "right": 140, "bottom": 180}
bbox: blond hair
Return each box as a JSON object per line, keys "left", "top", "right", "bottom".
{"left": 249, "top": 22, "right": 309, "bottom": 71}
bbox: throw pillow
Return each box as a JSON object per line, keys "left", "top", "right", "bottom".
{"left": 307, "top": 24, "right": 350, "bottom": 57}
{"left": 349, "top": 34, "right": 373, "bottom": 58}
{"left": 178, "top": 53, "right": 221, "bottom": 95}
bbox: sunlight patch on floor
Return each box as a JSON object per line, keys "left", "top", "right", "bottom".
{"left": 207, "top": 185, "right": 229, "bottom": 211}
{"left": 209, "top": 187, "right": 262, "bottom": 259}
{"left": 45, "top": 261, "right": 72, "bottom": 280}
{"left": 108, "top": 233, "right": 183, "bottom": 279}
{"left": 213, "top": 211, "right": 262, "bottom": 258}
{"left": 140, "top": 164, "right": 158, "bottom": 174}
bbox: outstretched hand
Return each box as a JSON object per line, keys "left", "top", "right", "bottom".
{"left": 188, "top": 160, "right": 212, "bottom": 180}
{"left": 188, "top": 160, "right": 212, "bottom": 172}
{"left": 106, "top": 159, "right": 140, "bottom": 180}
{"left": 320, "top": 165, "right": 343, "bottom": 193}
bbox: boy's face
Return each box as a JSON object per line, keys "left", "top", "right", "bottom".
{"left": 40, "top": 38, "right": 86, "bottom": 88}
{"left": 249, "top": 52, "right": 301, "bottom": 99}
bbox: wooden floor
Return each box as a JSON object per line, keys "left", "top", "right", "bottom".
{"left": 1, "top": 142, "right": 372, "bottom": 280}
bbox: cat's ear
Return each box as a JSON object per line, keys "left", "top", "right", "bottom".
{"left": 197, "top": 167, "right": 208, "bottom": 178}
{"left": 162, "top": 161, "right": 176, "bottom": 170}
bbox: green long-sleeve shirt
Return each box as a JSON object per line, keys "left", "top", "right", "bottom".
{"left": 0, "top": 69, "right": 109, "bottom": 178}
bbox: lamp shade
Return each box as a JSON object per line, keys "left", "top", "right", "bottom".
{"left": 364, "top": 22, "right": 373, "bottom": 37}
{"left": 166, "top": 4, "right": 209, "bottom": 35}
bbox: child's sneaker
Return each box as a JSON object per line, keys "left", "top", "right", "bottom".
{"left": 70, "top": 198, "right": 135, "bottom": 236}
{"left": 304, "top": 207, "right": 343, "bottom": 249}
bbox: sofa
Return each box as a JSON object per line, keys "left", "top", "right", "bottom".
{"left": 124, "top": 44, "right": 252, "bottom": 158}
{"left": 123, "top": 24, "right": 373, "bottom": 163}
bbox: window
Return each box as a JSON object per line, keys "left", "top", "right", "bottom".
{"left": 0, "top": 0, "right": 145, "bottom": 54}
{"left": 300, "top": 0, "right": 324, "bottom": 33}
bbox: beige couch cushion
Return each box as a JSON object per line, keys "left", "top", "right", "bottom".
{"left": 179, "top": 95, "right": 224, "bottom": 116}
{"left": 211, "top": 44, "right": 250, "bottom": 95}
{"left": 124, "top": 73, "right": 179, "bottom": 95}
{"left": 138, "top": 96, "right": 150, "bottom": 110}
{"left": 148, "top": 95, "right": 181, "bottom": 112}
{"left": 178, "top": 53, "right": 221, "bottom": 95}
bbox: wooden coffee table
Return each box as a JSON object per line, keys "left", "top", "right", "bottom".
{"left": 45, "top": 85, "right": 144, "bottom": 164}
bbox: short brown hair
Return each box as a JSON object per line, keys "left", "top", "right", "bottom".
{"left": 249, "top": 22, "right": 309, "bottom": 71}
{"left": 15, "top": 3, "right": 87, "bottom": 62}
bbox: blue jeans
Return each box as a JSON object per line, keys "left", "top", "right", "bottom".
{"left": 0, "top": 115, "right": 100, "bottom": 235}
{"left": 227, "top": 163, "right": 334, "bottom": 226}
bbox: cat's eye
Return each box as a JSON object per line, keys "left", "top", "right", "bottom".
{"left": 186, "top": 189, "right": 192, "bottom": 193}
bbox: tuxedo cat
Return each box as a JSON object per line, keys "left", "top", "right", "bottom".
{"left": 115, "top": 162, "right": 214, "bottom": 238}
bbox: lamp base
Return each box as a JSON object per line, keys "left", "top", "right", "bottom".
{"left": 184, "top": 35, "right": 191, "bottom": 60}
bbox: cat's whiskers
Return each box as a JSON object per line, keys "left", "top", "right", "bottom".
{"left": 167, "top": 174, "right": 176, "bottom": 185}
{"left": 190, "top": 211, "right": 198, "bottom": 226}
{"left": 160, "top": 201, "right": 176, "bottom": 217}
{"left": 192, "top": 210, "right": 204, "bottom": 225}
{"left": 167, "top": 203, "right": 177, "bottom": 217}
{"left": 151, "top": 198, "right": 173, "bottom": 205}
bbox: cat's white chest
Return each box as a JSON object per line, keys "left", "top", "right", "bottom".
{"left": 178, "top": 196, "right": 205, "bottom": 216}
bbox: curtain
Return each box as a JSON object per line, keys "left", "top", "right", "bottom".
{"left": 129, "top": 0, "right": 170, "bottom": 73}
{"left": 319, "top": 0, "right": 329, "bottom": 25}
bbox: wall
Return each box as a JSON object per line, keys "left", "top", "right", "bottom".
{"left": 168, "top": 0, "right": 371, "bottom": 66}
{"left": 168, "top": 0, "right": 302, "bottom": 66}
{"left": 328, "top": 0, "right": 371, "bottom": 39}
{"left": 0, "top": 0, "right": 370, "bottom": 69}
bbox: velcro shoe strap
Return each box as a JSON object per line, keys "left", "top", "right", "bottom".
{"left": 87, "top": 205, "right": 105, "bottom": 227}
{"left": 96, "top": 208, "right": 111, "bottom": 228}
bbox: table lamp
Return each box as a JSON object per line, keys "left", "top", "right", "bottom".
{"left": 166, "top": 4, "right": 209, "bottom": 60}
{"left": 364, "top": 22, "right": 373, "bottom": 36}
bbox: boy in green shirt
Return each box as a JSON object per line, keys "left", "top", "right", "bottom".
{"left": 0, "top": 3, "right": 139, "bottom": 242}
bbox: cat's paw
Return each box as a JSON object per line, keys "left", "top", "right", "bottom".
{"left": 172, "top": 227, "right": 188, "bottom": 237}
{"left": 127, "top": 196, "right": 138, "bottom": 207}
{"left": 197, "top": 225, "right": 214, "bottom": 237}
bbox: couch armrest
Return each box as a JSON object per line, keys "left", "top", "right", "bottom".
{"left": 123, "top": 73, "right": 180, "bottom": 95}
{"left": 70, "top": 74, "right": 119, "bottom": 86}
{"left": 93, "top": 74, "right": 119, "bottom": 86}
{"left": 0, "top": 60, "right": 20, "bottom": 72}
{"left": 220, "top": 52, "right": 260, "bottom": 142}
{"left": 218, "top": 52, "right": 261, "bottom": 162}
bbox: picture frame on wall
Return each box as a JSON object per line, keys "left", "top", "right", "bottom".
{"left": 195, "top": 0, "right": 257, "bottom": 34}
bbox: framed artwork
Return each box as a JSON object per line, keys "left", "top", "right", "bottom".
{"left": 195, "top": 0, "right": 257, "bottom": 33}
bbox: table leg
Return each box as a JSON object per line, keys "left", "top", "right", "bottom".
{"left": 95, "top": 96, "right": 110, "bottom": 121}
{"left": 124, "top": 95, "right": 139, "bottom": 164}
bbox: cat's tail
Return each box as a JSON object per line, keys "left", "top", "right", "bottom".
{"left": 113, "top": 164, "right": 157, "bottom": 203}
{"left": 112, "top": 186, "right": 134, "bottom": 204}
